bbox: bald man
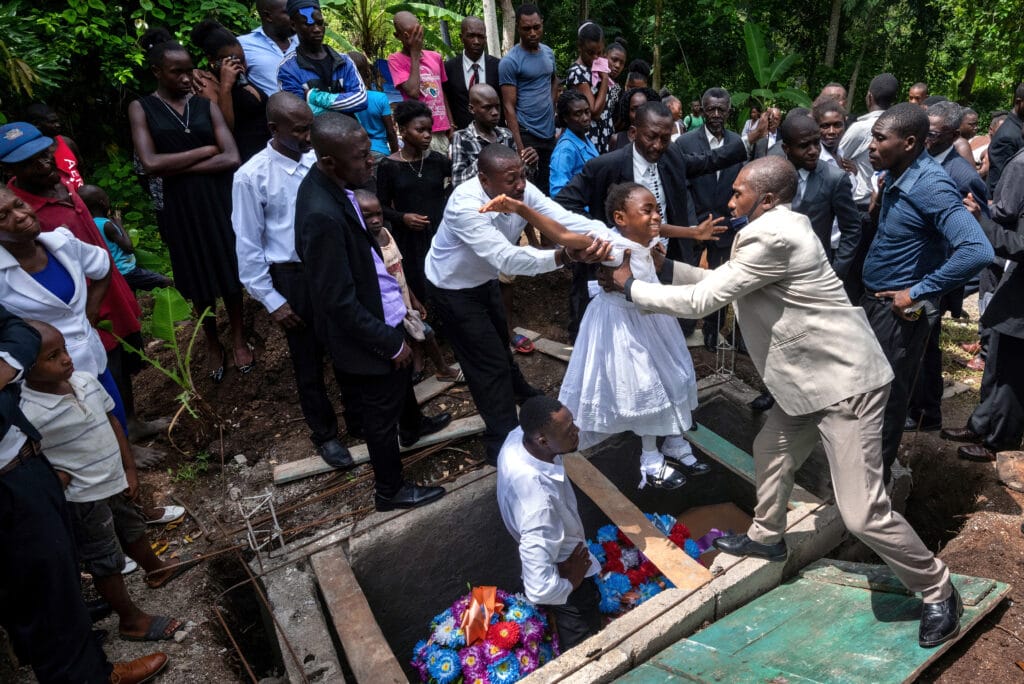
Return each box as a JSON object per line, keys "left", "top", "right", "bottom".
{"left": 238, "top": 0, "right": 298, "bottom": 95}
{"left": 388, "top": 11, "right": 454, "bottom": 153}
{"left": 451, "top": 84, "right": 529, "bottom": 186}
{"left": 444, "top": 16, "right": 503, "bottom": 131}
{"left": 601, "top": 156, "right": 962, "bottom": 649}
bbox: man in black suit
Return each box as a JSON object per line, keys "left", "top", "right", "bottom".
{"left": 554, "top": 101, "right": 746, "bottom": 338}
{"left": 295, "top": 112, "right": 447, "bottom": 512}
{"left": 986, "top": 82, "right": 1024, "bottom": 193}
{"left": 677, "top": 87, "right": 747, "bottom": 350}
{"left": 443, "top": 16, "right": 502, "bottom": 131}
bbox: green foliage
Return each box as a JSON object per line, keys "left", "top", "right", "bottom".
{"left": 169, "top": 450, "right": 211, "bottom": 483}
{"left": 731, "top": 23, "right": 812, "bottom": 110}
{"left": 0, "top": 2, "right": 61, "bottom": 100}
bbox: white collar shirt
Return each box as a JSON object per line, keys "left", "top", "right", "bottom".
{"left": 838, "top": 109, "right": 884, "bottom": 203}
{"left": 496, "top": 427, "right": 600, "bottom": 605}
{"left": 462, "top": 52, "right": 487, "bottom": 87}
{"left": 231, "top": 143, "right": 317, "bottom": 314}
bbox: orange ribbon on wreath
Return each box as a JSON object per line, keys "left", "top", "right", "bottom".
{"left": 459, "top": 586, "right": 504, "bottom": 646}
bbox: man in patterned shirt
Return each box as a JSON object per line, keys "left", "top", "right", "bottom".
{"left": 451, "top": 84, "right": 536, "bottom": 186}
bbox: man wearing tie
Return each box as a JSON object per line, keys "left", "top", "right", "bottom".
{"left": 443, "top": 16, "right": 503, "bottom": 131}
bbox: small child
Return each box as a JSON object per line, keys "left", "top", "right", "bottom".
{"left": 20, "top": 321, "right": 189, "bottom": 642}
{"left": 77, "top": 184, "right": 173, "bottom": 291}
{"left": 558, "top": 183, "right": 711, "bottom": 489}
{"left": 354, "top": 190, "right": 461, "bottom": 383}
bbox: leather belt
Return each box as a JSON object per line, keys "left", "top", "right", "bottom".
{"left": 0, "top": 439, "right": 42, "bottom": 477}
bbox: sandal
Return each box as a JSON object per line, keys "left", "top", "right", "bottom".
{"left": 119, "top": 614, "right": 182, "bottom": 642}
{"left": 511, "top": 333, "right": 536, "bottom": 354}
{"left": 236, "top": 344, "right": 256, "bottom": 375}
{"left": 437, "top": 368, "right": 465, "bottom": 383}
{"left": 145, "top": 553, "right": 199, "bottom": 589}
{"left": 210, "top": 348, "right": 226, "bottom": 383}
{"left": 411, "top": 369, "right": 427, "bottom": 384}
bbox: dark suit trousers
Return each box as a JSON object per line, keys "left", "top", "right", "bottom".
{"left": 521, "top": 131, "right": 556, "bottom": 198}
{"left": 908, "top": 316, "right": 944, "bottom": 425}
{"left": 968, "top": 331, "right": 1024, "bottom": 450}
{"left": 542, "top": 577, "right": 602, "bottom": 652}
{"left": 0, "top": 454, "right": 112, "bottom": 683}
{"left": 861, "top": 294, "right": 937, "bottom": 482}
{"left": 568, "top": 262, "right": 596, "bottom": 341}
{"left": 270, "top": 264, "right": 344, "bottom": 445}
{"left": 429, "top": 280, "right": 532, "bottom": 463}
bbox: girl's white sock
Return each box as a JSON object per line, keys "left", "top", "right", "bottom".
{"left": 662, "top": 434, "right": 698, "bottom": 465}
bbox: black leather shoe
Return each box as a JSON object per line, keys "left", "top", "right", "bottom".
{"left": 86, "top": 598, "right": 112, "bottom": 624}
{"left": 317, "top": 439, "right": 354, "bottom": 469}
{"left": 375, "top": 483, "right": 446, "bottom": 511}
{"left": 646, "top": 462, "right": 687, "bottom": 490}
{"left": 940, "top": 426, "right": 982, "bottom": 443}
{"left": 957, "top": 444, "right": 996, "bottom": 462}
{"left": 713, "top": 533, "right": 788, "bottom": 561}
{"left": 905, "top": 415, "right": 941, "bottom": 431}
{"left": 671, "top": 459, "right": 712, "bottom": 476}
{"left": 399, "top": 412, "right": 452, "bottom": 448}
{"left": 919, "top": 587, "right": 962, "bottom": 647}
{"left": 749, "top": 391, "right": 775, "bottom": 412}
{"left": 703, "top": 333, "right": 719, "bottom": 353}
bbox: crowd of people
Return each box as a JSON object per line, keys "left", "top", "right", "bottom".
{"left": 1, "top": 0, "right": 1023, "bottom": 680}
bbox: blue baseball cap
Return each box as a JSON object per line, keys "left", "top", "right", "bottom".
{"left": 0, "top": 122, "right": 54, "bottom": 164}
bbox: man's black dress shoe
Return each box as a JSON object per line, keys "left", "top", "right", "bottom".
{"left": 957, "top": 444, "right": 996, "bottom": 462}
{"left": 317, "top": 439, "right": 354, "bottom": 469}
{"left": 919, "top": 587, "right": 962, "bottom": 647}
{"left": 749, "top": 391, "right": 775, "bottom": 412}
{"left": 940, "top": 426, "right": 982, "bottom": 443}
{"left": 703, "top": 334, "right": 719, "bottom": 353}
{"left": 904, "top": 415, "right": 941, "bottom": 431}
{"left": 399, "top": 412, "right": 453, "bottom": 448}
{"left": 375, "top": 483, "right": 445, "bottom": 511}
{"left": 713, "top": 533, "right": 788, "bottom": 561}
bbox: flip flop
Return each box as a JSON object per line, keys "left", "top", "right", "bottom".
{"left": 236, "top": 343, "right": 256, "bottom": 375}
{"left": 436, "top": 369, "right": 466, "bottom": 383}
{"left": 511, "top": 333, "right": 536, "bottom": 354}
{"left": 144, "top": 505, "right": 185, "bottom": 525}
{"left": 119, "top": 614, "right": 182, "bottom": 642}
{"left": 145, "top": 553, "right": 199, "bottom": 589}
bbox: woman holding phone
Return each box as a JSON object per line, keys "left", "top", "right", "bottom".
{"left": 565, "top": 21, "right": 614, "bottom": 153}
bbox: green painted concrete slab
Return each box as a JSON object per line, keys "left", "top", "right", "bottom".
{"left": 616, "top": 559, "right": 1010, "bottom": 683}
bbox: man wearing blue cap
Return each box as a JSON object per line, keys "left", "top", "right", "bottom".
{"left": 276, "top": 0, "right": 367, "bottom": 115}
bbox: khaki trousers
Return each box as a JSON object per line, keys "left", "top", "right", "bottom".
{"left": 748, "top": 384, "right": 951, "bottom": 603}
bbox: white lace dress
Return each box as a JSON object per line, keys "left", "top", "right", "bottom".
{"left": 558, "top": 231, "right": 699, "bottom": 450}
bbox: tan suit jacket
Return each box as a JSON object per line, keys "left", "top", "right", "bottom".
{"left": 630, "top": 205, "right": 893, "bottom": 416}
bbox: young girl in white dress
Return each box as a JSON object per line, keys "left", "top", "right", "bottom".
{"left": 559, "top": 183, "right": 709, "bottom": 489}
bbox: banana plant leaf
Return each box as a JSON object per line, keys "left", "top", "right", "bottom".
{"left": 149, "top": 286, "right": 193, "bottom": 345}
{"left": 743, "top": 23, "right": 771, "bottom": 87}
{"left": 777, "top": 87, "right": 814, "bottom": 108}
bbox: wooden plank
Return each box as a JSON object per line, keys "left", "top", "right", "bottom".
{"left": 618, "top": 640, "right": 819, "bottom": 683}
{"left": 413, "top": 363, "right": 461, "bottom": 404}
{"left": 273, "top": 414, "right": 485, "bottom": 485}
{"left": 512, "top": 326, "right": 544, "bottom": 342}
{"left": 563, "top": 453, "right": 713, "bottom": 591}
{"left": 533, "top": 337, "right": 573, "bottom": 362}
{"left": 800, "top": 559, "right": 998, "bottom": 606}
{"left": 309, "top": 546, "right": 406, "bottom": 684}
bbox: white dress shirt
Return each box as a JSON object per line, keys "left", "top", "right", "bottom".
{"left": 232, "top": 143, "right": 317, "bottom": 314}
{"left": 838, "top": 109, "right": 884, "bottom": 204}
{"left": 425, "top": 178, "right": 612, "bottom": 290}
{"left": 496, "top": 427, "right": 600, "bottom": 605}
{"left": 463, "top": 52, "right": 486, "bottom": 88}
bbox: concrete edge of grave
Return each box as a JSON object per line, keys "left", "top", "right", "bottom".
{"left": 520, "top": 501, "right": 847, "bottom": 684}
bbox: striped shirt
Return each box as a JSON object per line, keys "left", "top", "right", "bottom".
{"left": 20, "top": 371, "right": 125, "bottom": 503}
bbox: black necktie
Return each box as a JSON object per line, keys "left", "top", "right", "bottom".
{"left": 469, "top": 63, "right": 480, "bottom": 88}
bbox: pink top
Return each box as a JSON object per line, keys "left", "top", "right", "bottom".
{"left": 387, "top": 50, "right": 450, "bottom": 132}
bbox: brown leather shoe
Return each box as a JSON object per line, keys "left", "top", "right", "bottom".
{"left": 109, "top": 652, "right": 168, "bottom": 684}
{"left": 957, "top": 444, "right": 996, "bottom": 462}
{"left": 940, "top": 426, "right": 982, "bottom": 443}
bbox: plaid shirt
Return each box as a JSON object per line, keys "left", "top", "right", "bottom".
{"left": 450, "top": 122, "right": 517, "bottom": 186}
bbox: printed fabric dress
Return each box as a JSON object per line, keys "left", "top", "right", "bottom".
{"left": 137, "top": 94, "right": 241, "bottom": 304}
{"left": 558, "top": 230, "right": 698, "bottom": 450}
{"left": 565, "top": 63, "right": 615, "bottom": 153}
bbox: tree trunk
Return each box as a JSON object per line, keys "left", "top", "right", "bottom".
{"left": 652, "top": 0, "right": 662, "bottom": 90}
{"left": 957, "top": 63, "right": 977, "bottom": 102}
{"left": 500, "top": 0, "right": 515, "bottom": 53}
{"left": 482, "top": 0, "right": 501, "bottom": 56}
{"left": 824, "top": 0, "right": 842, "bottom": 68}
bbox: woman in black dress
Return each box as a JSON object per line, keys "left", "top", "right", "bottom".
{"left": 375, "top": 100, "right": 451, "bottom": 303}
{"left": 128, "top": 28, "right": 252, "bottom": 381}
{"left": 190, "top": 20, "right": 270, "bottom": 163}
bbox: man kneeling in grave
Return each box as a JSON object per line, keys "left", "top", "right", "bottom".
{"left": 496, "top": 396, "right": 602, "bottom": 650}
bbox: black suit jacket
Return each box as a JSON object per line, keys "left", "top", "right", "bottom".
{"left": 978, "top": 214, "right": 1023, "bottom": 339}
{"left": 752, "top": 136, "right": 784, "bottom": 160}
{"left": 987, "top": 110, "right": 1023, "bottom": 193}
{"left": 678, "top": 126, "right": 746, "bottom": 249}
{"left": 792, "top": 161, "right": 862, "bottom": 279}
{"left": 443, "top": 53, "right": 502, "bottom": 130}
{"left": 0, "top": 305, "right": 42, "bottom": 441}
{"left": 294, "top": 165, "right": 405, "bottom": 376}
{"left": 940, "top": 151, "right": 990, "bottom": 214}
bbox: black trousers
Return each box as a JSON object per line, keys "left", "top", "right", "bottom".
{"left": 969, "top": 331, "right": 1024, "bottom": 450}
{"left": 0, "top": 454, "right": 111, "bottom": 683}
{"left": 908, "top": 315, "right": 944, "bottom": 425}
{"left": 336, "top": 361, "right": 420, "bottom": 498}
{"left": 542, "top": 577, "right": 602, "bottom": 652}
{"left": 861, "top": 294, "right": 937, "bottom": 482}
{"left": 429, "top": 280, "right": 534, "bottom": 464}
{"left": 568, "top": 262, "right": 596, "bottom": 341}
{"left": 521, "top": 131, "right": 556, "bottom": 197}
{"left": 270, "top": 264, "right": 344, "bottom": 445}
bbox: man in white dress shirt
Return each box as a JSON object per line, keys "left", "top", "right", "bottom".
{"left": 425, "top": 144, "right": 610, "bottom": 465}
{"left": 838, "top": 73, "right": 900, "bottom": 208}
{"left": 497, "top": 395, "right": 601, "bottom": 650}
{"left": 232, "top": 92, "right": 353, "bottom": 468}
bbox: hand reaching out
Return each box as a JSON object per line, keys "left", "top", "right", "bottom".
{"left": 479, "top": 193, "right": 524, "bottom": 215}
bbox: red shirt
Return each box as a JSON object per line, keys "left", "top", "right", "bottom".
{"left": 53, "top": 136, "right": 84, "bottom": 191}
{"left": 8, "top": 177, "right": 142, "bottom": 350}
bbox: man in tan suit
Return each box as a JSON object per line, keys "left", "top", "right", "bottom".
{"left": 600, "top": 157, "right": 961, "bottom": 649}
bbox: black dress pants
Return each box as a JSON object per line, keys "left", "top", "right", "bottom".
{"left": 521, "top": 131, "right": 556, "bottom": 197}
{"left": 271, "top": 264, "right": 345, "bottom": 446}
{"left": 429, "top": 280, "right": 533, "bottom": 464}
{"left": 568, "top": 262, "right": 596, "bottom": 341}
{"left": 0, "top": 453, "right": 111, "bottom": 683}
{"left": 336, "top": 356, "right": 420, "bottom": 498}
{"left": 908, "top": 315, "right": 944, "bottom": 425}
{"left": 969, "top": 331, "right": 1024, "bottom": 451}
{"left": 542, "top": 577, "right": 602, "bottom": 652}
{"left": 861, "top": 294, "right": 937, "bottom": 482}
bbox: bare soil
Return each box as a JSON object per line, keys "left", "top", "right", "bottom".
{"left": 3, "top": 271, "right": 1020, "bottom": 683}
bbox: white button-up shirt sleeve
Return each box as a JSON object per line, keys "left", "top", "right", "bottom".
{"left": 517, "top": 506, "right": 576, "bottom": 605}
{"left": 232, "top": 166, "right": 286, "bottom": 314}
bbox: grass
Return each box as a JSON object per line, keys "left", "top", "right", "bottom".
{"left": 939, "top": 315, "right": 984, "bottom": 384}
{"left": 168, "top": 451, "right": 211, "bottom": 484}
